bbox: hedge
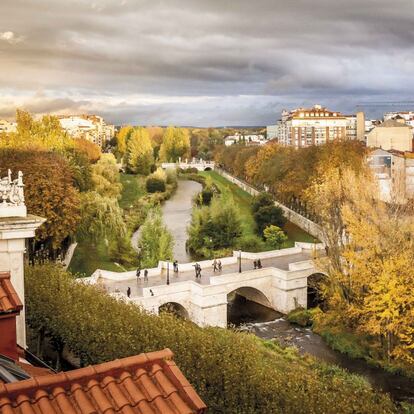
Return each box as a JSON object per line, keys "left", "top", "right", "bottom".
{"left": 25, "top": 264, "right": 397, "bottom": 414}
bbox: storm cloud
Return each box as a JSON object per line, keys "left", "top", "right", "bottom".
{"left": 0, "top": 0, "right": 413, "bottom": 125}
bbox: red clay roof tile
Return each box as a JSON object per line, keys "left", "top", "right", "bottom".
{"left": 0, "top": 272, "right": 23, "bottom": 315}
{"left": 0, "top": 349, "right": 206, "bottom": 414}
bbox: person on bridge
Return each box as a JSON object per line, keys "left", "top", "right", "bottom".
{"left": 127, "top": 287, "right": 131, "bottom": 298}
{"left": 136, "top": 268, "right": 141, "bottom": 279}
{"left": 257, "top": 259, "right": 262, "bottom": 269}
{"left": 144, "top": 269, "right": 148, "bottom": 282}
{"left": 217, "top": 260, "right": 222, "bottom": 271}
{"left": 253, "top": 260, "right": 257, "bottom": 269}
{"left": 212, "top": 259, "right": 218, "bottom": 272}
{"left": 173, "top": 260, "right": 178, "bottom": 273}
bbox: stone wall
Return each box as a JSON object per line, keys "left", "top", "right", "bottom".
{"left": 215, "top": 169, "right": 325, "bottom": 242}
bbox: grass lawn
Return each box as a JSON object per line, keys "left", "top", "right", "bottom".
{"left": 199, "top": 170, "right": 315, "bottom": 247}
{"left": 69, "top": 173, "right": 145, "bottom": 276}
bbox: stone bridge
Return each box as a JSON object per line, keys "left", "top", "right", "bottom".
{"left": 85, "top": 243, "right": 325, "bottom": 328}
{"left": 161, "top": 158, "right": 215, "bottom": 172}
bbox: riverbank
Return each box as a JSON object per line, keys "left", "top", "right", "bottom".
{"left": 199, "top": 170, "right": 315, "bottom": 247}
{"left": 69, "top": 172, "right": 178, "bottom": 276}
{"left": 286, "top": 307, "right": 414, "bottom": 392}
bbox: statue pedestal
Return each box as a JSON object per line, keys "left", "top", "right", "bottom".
{"left": 0, "top": 215, "right": 45, "bottom": 348}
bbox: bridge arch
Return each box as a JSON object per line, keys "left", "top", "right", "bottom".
{"left": 227, "top": 286, "right": 277, "bottom": 325}
{"left": 204, "top": 167, "right": 212, "bottom": 171}
{"left": 158, "top": 302, "right": 189, "bottom": 320}
{"left": 307, "top": 272, "right": 326, "bottom": 309}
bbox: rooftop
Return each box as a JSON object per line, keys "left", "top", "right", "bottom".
{"left": 377, "top": 119, "right": 411, "bottom": 128}
{"left": 0, "top": 272, "right": 22, "bottom": 315}
{"left": 0, "top": 348, "right": 207, "bottom": 414}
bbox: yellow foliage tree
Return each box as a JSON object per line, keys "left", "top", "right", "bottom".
{"left": 159, "top": 126, "right": 190, "bottom": 162}
{"left": 309, "top": 166, "right": 414, "bottom": 365}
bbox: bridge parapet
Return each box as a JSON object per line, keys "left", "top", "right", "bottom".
{"left": 161, "top": 158, "right": 215, "bottom": 172}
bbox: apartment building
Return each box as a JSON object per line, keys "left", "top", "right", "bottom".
{"left": 0, "top": 119, "right": 17, "bottom": 133}
{"left": 367, "top": 148, "right": 414, "bottom": 203}
{"left": 367, "top": 119, "right": 413, "bottom": 152}
{"left": 276, "top": 105, "right": 356, "bottom": 148}
{"left": 224, "top": 133, "right": 266, "bottom": 146}
{"left": 58, "top": 114, "right": 115, "bottom": 148}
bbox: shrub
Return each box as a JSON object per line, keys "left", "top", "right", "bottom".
{"left": 263, "top": 225, "right": 288, "bottom": 249}
{"left": 146, "top": 177, "right": 166, "bottom": 193}
{"left": 287, "top": 307, "right": 321, "bottom": 327}
{"left": 25, "top": 263, "right": 397, "bottom": 414}
{"left": 236, "top": 235, "right": 266, "bottom": 252}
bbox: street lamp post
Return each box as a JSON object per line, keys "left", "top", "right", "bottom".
{"left": 167, "top": 261, "right": 170, "bottom": 285}
{"left": 238, "top": 250, "right": 242, "bottom": 273}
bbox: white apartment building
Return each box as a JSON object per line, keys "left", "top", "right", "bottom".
{"left": 0, "top": 120, "right": 17, "bottom": 133}
{"left": 58, "top": 114, "right": 115, "bottom": 148}
{"left": 224, "top": 133, "right": 266, "bottom": 146}
{"left": 277, "top": 105, "right": 348, "bottom": 148}
{"left": 266, "top": 125, "right": 278, "bottom": 140}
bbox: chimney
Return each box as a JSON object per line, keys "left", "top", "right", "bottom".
{"left": 356, "top": 111, "right": 366, "bottom": 142}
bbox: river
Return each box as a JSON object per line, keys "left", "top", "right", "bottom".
{"left": 131, "top": 178, "right": 202, "bottom": 262}
{"left": 229, "top": 295, "right": 414, "bottom": 404}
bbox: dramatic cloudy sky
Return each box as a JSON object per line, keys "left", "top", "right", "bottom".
{"left": 0, "top": 0, "right": 413, "bottom": 126}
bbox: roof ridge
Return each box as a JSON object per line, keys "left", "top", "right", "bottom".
{"left": 0, "top": 348, "right": 174, "bottom": 397}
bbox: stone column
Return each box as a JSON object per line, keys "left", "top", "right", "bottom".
{"left": 0, "top": 170, "right": 45, "bottom": 348}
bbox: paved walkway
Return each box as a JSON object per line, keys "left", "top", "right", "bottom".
{"left": 102, "top": 251, "right": 314, "bottom": 298}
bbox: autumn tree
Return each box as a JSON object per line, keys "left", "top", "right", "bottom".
{"left": 0, "top": 149, "right": 80, "bottom": 254}
{"left": 73, "top": 138, "right": 101, "bottom": 163}
{"left": 310, "top": 167, "right": 414, "bottom": 365}
{"left": 126, "top": 127, "right": 154, "bottom": 175}
{"left": 115, "top": 125, "right": 133, "bottom": 158}
{"left": 159, "top": 127, "right": 190, "bottom": 162}
{"left": 1, "top": 110, "right": 72, "bottom": 151}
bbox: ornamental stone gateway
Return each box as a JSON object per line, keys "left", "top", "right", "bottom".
{"left": 0, "top": 170, "right": 45, "bottom": 347}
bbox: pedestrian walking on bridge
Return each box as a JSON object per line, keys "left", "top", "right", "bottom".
{"left": 212, "top": 258, "right": 218, "bottom": 272}
{"left": 127, "top": 287, "right": 131, "bottom": 298}
{"left": 144, "top": 269, "right": 148, "bottom": 282}
{"left": 257, "top": 259, "right": 262, "bottom": 269}
{"left": 217, "top": 260, "right": 222, "bottom": 272}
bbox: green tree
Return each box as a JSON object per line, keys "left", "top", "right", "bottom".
{"left": 263, "top": 225, "right": 288, "bottom": 249}
{"left": 254, "top": 205, "right": 286, "bottom": 236}
{"left": 159, "top": 127, "right": 190, "bottom": 162}
{"left": 188, "top": 196, "right": 242, "bottom": 257}
{"left": 138, "top": 207, "right": 173, "bottom": 267}
{"left": 91, "top": 153, "right": 122, "bottom": 198}
{"left": 77, "top": 191, "right": 126, "bottom": 242}
{"left": 126, "top": 128, "right": 154, "bottom": 175}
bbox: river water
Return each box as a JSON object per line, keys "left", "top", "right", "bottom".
{"left": 162, "top": 179, "right": 202, "bottom": 262}
{"left": 229, "top": 295, "right": 414, "bottom": 403}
